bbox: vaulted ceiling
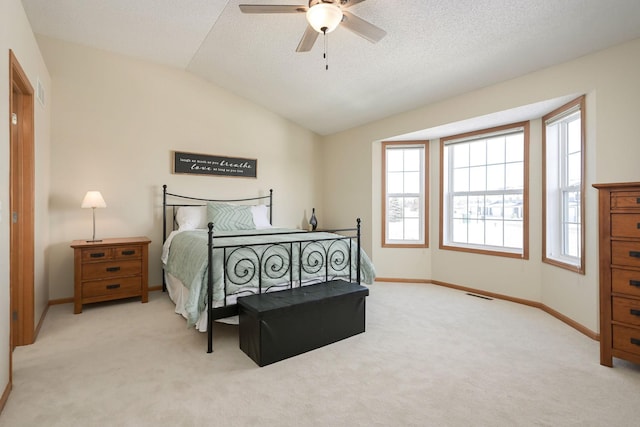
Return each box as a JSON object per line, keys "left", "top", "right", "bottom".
{"left": 22, "top": 0, "right": 640, "bottom": 135}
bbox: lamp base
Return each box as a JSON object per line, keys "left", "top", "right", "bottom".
{"left": 86, "top": 239, "right": 103, "bottom": 243}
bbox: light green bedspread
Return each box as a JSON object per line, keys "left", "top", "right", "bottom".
{"left": 164, "top": 228, "right": 375, "bottom": 325}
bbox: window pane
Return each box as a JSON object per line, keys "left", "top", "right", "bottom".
{"left": 453, "top": 168, "right": 469, "bottom": 192}
{"left": 453, "top": 143, "right": 469, "bottom": 168}
{"left": 469, "top": 141, "right": 486, "bottom": 166}
{"left": 388, "top": 197, "right": 403, "bottom": 222}
{"left": 388, "top": 172, "right": 404, "bottom": 193}
{"left": 404, "top": 149, "right": 421, "bottom": 171}
{"left": 505, "top": 162, "right": 523, "bottom": 189}
{"left": 452, "top": 218, "right": 468, "bottom": 243}
{"left": 469, "top": 195, "right": 485, "bottom": 220}
{"left": 388, "top": 220, "right": 404, "bottom": 240}
{"left": 486, "top": 164, "right": 505, "bottom": 191}
{"left": 567, "top": 152, "right": 581, "bottom": 187}
{"left": 504, "top": 220, "right": 523, "bottom": 248}
{"left": 469, "top": 166, "right": 486, "bottom": 192}
{"left": 404, "top": 171, "right": 421, "bottom": 194}
{"left": 505, "top": 193, "right": 523, "bottom": 219}
{"left": 486, "top": 195, "right": 504, "bottom": 220}
{"left": 567, "top": 116, "right": 581, "bottom": 154}
{"left": 505, "top": 134, "right": 523, "bottom": 162}
{"left": 485, "top": 219, "right": 504, "bottom": 247}
{"left": 404, "top": 218, "right": 420, "bottom": 240}
{"left": 468, "top": 218, "right": 485, "bottom": 245}
{"left": 387, "top": 150, "right": 404, "bottom": 172}
{"left": 453, "top": 196, "right": 468, "bottom": 219}
{"left": 486, "top": 137, "right": 505, "bottom": 165}
{"left": 404, "top": 197, "right": 420, "bottom": 218}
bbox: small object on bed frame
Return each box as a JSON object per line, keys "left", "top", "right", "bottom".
{"left": 162, "top": 185, "right": 364, "bottom": 354}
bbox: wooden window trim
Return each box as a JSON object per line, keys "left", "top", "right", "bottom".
{"left": 381, "top": 140, "right": 429, "bottom": 248}
{"left": 439, "top": 121, "right": 530, "bottom": 259}
{"left": 542, "top": 95, "right": 586, "bottom": 274}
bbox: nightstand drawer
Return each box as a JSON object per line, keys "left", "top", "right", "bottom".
{"left": 612, "top": 297, "right": 640, "bottom": 327}
{"left": 612, "top": 324, "right": 640, "bottom": 357}
{"left": 114, "top": 245, "right": 143, "bottom": 260}
{"left": 82, "top": 248, "right": 113, "bottom": 262}
{"left": 83, "top": 276, "right": 142, "bottom": 298}
{"left": 82, "top": 259, "right": 141, "bottom": 280}
{"left": 612, "top": 268, "right": 640, "bottom": 298}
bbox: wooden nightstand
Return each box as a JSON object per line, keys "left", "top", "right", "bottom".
{"left": 71, "top": 236, "right": 151, "bottom": 314}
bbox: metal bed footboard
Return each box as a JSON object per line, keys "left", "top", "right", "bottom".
{"left": 205, "top": 220, "right": 362, "bottom": 353}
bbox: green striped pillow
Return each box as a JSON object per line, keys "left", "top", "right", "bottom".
{"left": 207, "top": 202, "right": 255, "bottom": 231}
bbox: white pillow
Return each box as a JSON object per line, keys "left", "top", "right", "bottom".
{"left": 176, "top": 206, "right": 207, "bottom": 230}
{"left": 251, "top": 205, "right": 272, "bottom": 229}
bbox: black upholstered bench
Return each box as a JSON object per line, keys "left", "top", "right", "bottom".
{"left": 237, "top": 279, "right": 369, "bottom": 366}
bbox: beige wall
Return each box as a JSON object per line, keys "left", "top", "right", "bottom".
{"left": 38, "top": 37, "right": 323, "bottom": 300}
{"left": 1, "top": 0, "right": 51, "bottom": 398}
{"left": 322, "top": 38, "right": 640, "bottom": 333}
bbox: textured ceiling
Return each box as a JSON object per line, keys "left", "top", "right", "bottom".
{"left": 21, "top": 0, "right": 640, "bottom": 135}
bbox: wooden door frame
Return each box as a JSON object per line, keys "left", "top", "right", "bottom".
{"left": 8, "top": 49, "right": 35, "bottom": 360}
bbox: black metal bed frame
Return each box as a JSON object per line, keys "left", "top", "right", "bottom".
{"left": 162, "top": 185, "right": 362, "bottom": 353}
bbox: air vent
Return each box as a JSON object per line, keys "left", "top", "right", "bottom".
{"left": 466, "top": 293, "right": 493, "bottom": 300}
{"left": 36, "top": 78, "right": 45, "bottom": 106}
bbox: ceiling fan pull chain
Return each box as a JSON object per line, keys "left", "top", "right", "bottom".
{"left": 323, "top": 28, "right": 329, "bottom": 70}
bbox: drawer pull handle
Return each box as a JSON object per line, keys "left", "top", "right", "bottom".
{"left": 637, "top": 198, "right": 640, "bottom": 204}
{"left": 106, "top": 284, "right": 121, "bottom": 290}
{"left": 637, "top": 223, "right": 640, "bottom": 229}
{"left": 122, "top": 250, "right": 135, "bottom": 256}
{"left": 631, "top": 280, "right": 640, "bottom": 287}
{"left": 629, "top": 251, "right": 640, "bottom": 258}
{"left": 632, "top": 337, "right": 640, "bottom": 347}
{"left": 631, "top": 309, "right": 640, "bottom": 317}
{"left": 90, "top": 252, "right": 106, "bottom": 258}
{"left": 106, "top": 266, "right": 121, "bottom": 272}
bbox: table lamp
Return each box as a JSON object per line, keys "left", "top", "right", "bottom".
{"left": 81, "top": 191, "right": 106, "bottom": 242}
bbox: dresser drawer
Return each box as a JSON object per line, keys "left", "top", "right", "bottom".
{"left": 82, "top": 259, "right": 142, "bottom": 281}
{"left": 83, "top": 276, "right": 142, "bottom": 298}
{"left": 82, "top": 248, "right": 113, "bottom": 262}
{"left": 611, "top": 241, "right": 640, "bottom": 268}
{"left": 113, "top": 245, "right": 142, "bottom": 260}
{"left": 612, "top": 324, "right": 640, "bottom": 357}
{"left": 612, "top": 297, "right": 640, "bottom": 327}
{"left": 612, "top": 214, "right": 640, "bottom": 238}
{"left": 612, "top": 268, "right": 640, "bottom": 298}
{"left": 612, "top": 191, "right": 640, "bottom": 209}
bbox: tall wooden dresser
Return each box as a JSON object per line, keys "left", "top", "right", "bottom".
{"left": 594, "top": 182, "right": 640, "bottom": 367}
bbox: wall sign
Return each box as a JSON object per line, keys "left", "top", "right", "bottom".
{"left": 173, "top": 151, "right": 257, "bottom": 178}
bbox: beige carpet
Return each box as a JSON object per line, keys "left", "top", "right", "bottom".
{"left": 2, "top": 282, "right": 640, "bottom": 427}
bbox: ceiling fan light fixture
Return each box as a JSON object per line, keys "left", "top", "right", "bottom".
{"left": 306, "top": 3, "right": 343, "bottom": 33}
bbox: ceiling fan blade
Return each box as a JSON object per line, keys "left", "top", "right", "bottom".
{"left": 341, "top": 11, "right": 386, "bottom": 43}
{"left": 296, "top": 25, "right": 319, "bottom": 52}
{"left": 239, "top": 4, "right": 307, "bottom": 14}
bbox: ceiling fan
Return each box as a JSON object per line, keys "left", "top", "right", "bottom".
{"left": 239, "top": 0, "right": 386, "bottom": 53}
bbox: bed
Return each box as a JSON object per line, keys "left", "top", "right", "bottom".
{"left": 161, "top": 185, "right": 376, "bottom": 352}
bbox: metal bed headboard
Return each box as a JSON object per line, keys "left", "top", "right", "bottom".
{"left": 162, "top": 184, "right": 273, "bottom": 244}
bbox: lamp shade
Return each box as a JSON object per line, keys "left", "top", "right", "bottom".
{"left": 306, "top": 3, "right": 343, "bottom": 33}
{"left": 81, "top": 191, "right": 107, "bottom": 209}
